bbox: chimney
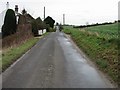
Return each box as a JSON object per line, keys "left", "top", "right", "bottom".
{"left": 6, "top": 2, "right": 9, "bottom": 10}
{"left": 15, "top": 5, "right": 19, "bottom": 24}
{"left": 15, "top": 5, "right": 18, "bottom": 15}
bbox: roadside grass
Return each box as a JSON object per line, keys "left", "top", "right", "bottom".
{"left": 63, "top": 24, "right": 118, "bottom": 83}
{"left": 0, "top": 52, "right": 1, "bottom": 72}
{"left": 2, "top": 37, "right": 39, "bottom": 71}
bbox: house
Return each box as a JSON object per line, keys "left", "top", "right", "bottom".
{"left": 0, "top": 9, "right": 7, "bottom": 33}
{"left": 0, "top": 2, "right": 20, "bottom": 33}
{"left": 18, "top": 13, "right": 34, "bottom": 24}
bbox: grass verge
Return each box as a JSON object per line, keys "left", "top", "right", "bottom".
{"left": 63, "top": 26, "right": 118, "bottom": 84}
{"left": 2, "top": 37, "right": 39, "bottom": 71}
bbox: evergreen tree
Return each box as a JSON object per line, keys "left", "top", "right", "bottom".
{"left": 2, "top": 9, "right": 17, "bottom": 38}
{"left": 44, "top": 16, "right": 55, "bottom": 28}
{"left": 22, "top": 9, "right": 27, "bottom": 15}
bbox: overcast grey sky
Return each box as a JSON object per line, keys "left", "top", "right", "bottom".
{"left": 0, "top": 0, "right": 119, "bottom": 25}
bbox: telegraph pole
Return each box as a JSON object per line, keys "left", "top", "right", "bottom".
{"left": 63, "top": 14, "right": 65, "bottom": 25}
{"left": 44, "top": 6, "right": 45, "bottom": 20}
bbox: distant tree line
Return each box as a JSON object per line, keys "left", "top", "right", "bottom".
{"left": 73, "top": 21, "right": 118, "bottom": 28}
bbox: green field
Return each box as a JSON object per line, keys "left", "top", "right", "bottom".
{"left": 63, "top": 23, "right": 118, "bottom": 84}
{"left": 85, "top": 24, "right": 118, "bottom": 39}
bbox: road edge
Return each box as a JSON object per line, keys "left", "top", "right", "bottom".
{"left": 2, "top": 33, "right": 49, "bottom": 73}
{"left": 63, "top": 32, "right": 117, "bottom": 88}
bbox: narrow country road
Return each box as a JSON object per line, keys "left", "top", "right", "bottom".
{"left": 2, "top": 32, "right": 114, "bottom": 88}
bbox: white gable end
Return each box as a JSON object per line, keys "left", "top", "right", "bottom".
{"left": 0, "top": 10, "right": 7, "bottom": 33}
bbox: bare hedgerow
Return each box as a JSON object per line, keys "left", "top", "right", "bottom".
{"left": 2, "top": 24, "right": 33, "bottom": 49}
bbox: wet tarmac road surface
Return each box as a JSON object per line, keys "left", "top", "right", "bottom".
{"left": 2, "top": 32, "right": 115, "bottom": 88}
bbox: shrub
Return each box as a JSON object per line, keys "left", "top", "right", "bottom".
{"left": 49, "top": 27, "right": 55, "bottom": 32}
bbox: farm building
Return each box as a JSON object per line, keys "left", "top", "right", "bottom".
{"left": 0, "top": 2, "right": 34, "bottom": 35}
